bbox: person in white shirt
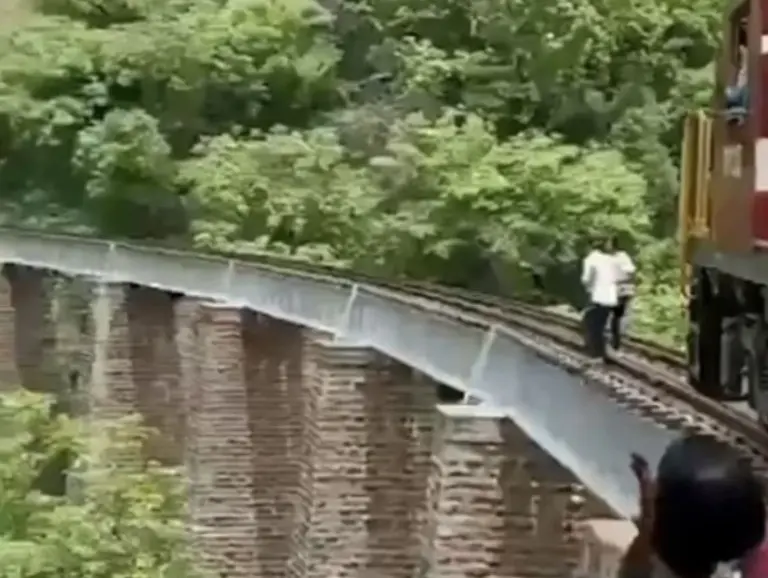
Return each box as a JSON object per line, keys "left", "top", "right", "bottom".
{"left": 611, "top": 236, "right": 637, "bottom": 351}
{"left": 581, "top": 236, "right": 620, "bottom": 360}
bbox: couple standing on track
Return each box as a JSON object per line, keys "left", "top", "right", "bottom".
{"left": 581, "top": 234, "right": 636, "bottom": 362}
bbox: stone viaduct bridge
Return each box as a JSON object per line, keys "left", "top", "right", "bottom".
{"left": 0, "top": 228, "right": 676, "bottom": 578}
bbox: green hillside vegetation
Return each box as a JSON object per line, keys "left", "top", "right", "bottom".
{"left": 0, "top": 2, "right": 730, "bottom": 574}
{"left": 0, "top": 0, "right": 724, "bottom": 346}
{"left": 0, "top": 391, "right": 192, "bottom": 577}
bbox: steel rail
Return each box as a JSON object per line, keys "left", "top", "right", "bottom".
{"left": 0, "top": 226, "right": 685, "bottom": 518}
{"left": 0, "top": 225, "right": 686, "bottom": 362}
{"left": 395, "top": 282, "right": 687, "bottom": 371}
{"left": 375, "top": 277, "right": 768, "bottom": 474}
{"left": 441, "top": 293, "right": 768, "bottom": 455}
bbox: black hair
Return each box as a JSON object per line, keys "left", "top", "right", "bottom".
{"left": 652, "top": 435, "right": 765, "bottom": 578}
{"left": 590, "top": 233, "right": 611, "bottom": 251}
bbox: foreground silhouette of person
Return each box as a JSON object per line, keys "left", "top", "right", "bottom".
{"left": 620, "top": 435, "right": 765, "bottom": 578}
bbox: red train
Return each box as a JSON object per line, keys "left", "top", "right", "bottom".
{"left": 679, "top": 0, "right": 768, "bottom": 423}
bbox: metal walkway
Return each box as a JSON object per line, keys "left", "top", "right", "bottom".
{"left": 0, "top": 228, "right": 674, "bottom": 517}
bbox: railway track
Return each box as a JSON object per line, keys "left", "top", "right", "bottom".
{"left": 398, "top": 280, "right": 688, "bottom": 372}
{"left": 112, "top": 238, "right": 768, "bottom": 476}
{"left": 367, "top": 278, "right": 768, "bottom": 480}
{"left": 243, "top": 247, "right": 768, "bottom": 476}
{"left": 4, "top": 227, "right": 767, "bottom": 483}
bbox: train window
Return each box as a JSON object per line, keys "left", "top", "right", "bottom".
{"left": 725, "top": 14, "right": 749, "bottom": 125}
{"left": 734, "top": 19, "right": 747, "bottom": 82}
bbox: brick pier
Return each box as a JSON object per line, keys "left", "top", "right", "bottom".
{"left": 0, "top": 264, "right": 619, "bottom": 578}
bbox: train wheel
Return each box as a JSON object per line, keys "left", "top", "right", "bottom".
{"left": 722, "top": 315, "right": 747, "bottom": 400}
{"left": 745, "top": 314, "right": 768, "bottom": 428}
{"left": 687, "top": 270, "right": 702, "bottom": 389}
{"left": 688, "top": 269, "right": 723, "bottom": 398}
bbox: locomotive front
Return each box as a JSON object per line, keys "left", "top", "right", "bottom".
{"left": 679, "top": 0, "right": 768, "bottom": 426}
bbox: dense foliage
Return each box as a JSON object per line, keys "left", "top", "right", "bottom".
{"left": 0, "top": 0, "right": 725, "bottom": 345}
{"left": 0, "top": 391, "right": 192, "bottom": 578}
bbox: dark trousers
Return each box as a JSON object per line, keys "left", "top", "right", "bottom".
{"left": 583, "top": 303, "right": 611, "bottom": 359}
{"left": 610, "top": 296, "right": 631, "bottom": 350}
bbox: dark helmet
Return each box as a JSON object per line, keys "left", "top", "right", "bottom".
{"left": 652, "top": 435, "right": 765, "bottom": 578}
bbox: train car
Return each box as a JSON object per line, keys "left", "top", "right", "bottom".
{"left": 679, "top": 0, "right": 768, "bottom": 424}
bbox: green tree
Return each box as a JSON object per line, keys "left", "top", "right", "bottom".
{"left": 183, "top": 110, "right": 651, "bottom": 302}
{"left": 0, "top": 0, "right": 342, "bottom": 237}
{"left": 0, "top": 391, "right": 193, "bottom": 578}
{"left": 0, "top": 0, "right": 725, "bottom": 344}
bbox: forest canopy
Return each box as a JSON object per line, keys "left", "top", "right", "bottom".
{"left": 0, "top": 0, "right": 725, "bottom": 345}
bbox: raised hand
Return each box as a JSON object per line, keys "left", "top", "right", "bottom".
{"left": 630, "top": 452, "right": 655, "bottom": 532}
{"left": 619, "top": 453, "right": 656, "bottom": 578}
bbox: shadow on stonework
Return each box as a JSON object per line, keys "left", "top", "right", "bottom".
{"left": 241, "top": 311, "right": 303, "bottom": 578}
{"left": 363, "top": 361, "right": 436, "bottom": 578}
{"left": 126, "top": 284, "right": 184, "bottom": 465}
{"left": 6, "top": 264, "right": 61, "bottom": 394}
{"left": 496, "top": 418, "right": 586, "bottom": 577}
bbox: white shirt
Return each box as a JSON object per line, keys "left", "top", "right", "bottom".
{"left": 581, "top": 249, "right": 619, "bottom": 307}
{"left": 615, "top": 251, "right": 637, "bottom": 297}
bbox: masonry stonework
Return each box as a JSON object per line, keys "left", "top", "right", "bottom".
{"left": 424, "top": 404, "right": 586, "bottom": 578}
{"left": 0, "top": 265, "right": 61, "bottom": 392}
{"left": 90, "top": 282, "right": 136, "bottom": 421}
{"left": 185, "top": 303, "right": 258, "bottom": 578}
{"left": 175, "top": 297, "right": 202, "bottom": 485}
{"left": 126, "top": 285, "right": 184, "bottom": 463}
{"left": 241, "top": 312, "right": 304, "bottom": 578}
{"left": 0, "top": 261, "right": 620, "bottom": 578}
{"left": 7, "top": 265, "right": 59, "bottom": 394}
{"left": 289, "top": 337, "right": 437, "bottom": 578}
{"left": 289, "top": 338, "right": 376, "bottom": 578}
{"left": 0, "top": 266, "right": 19, "bottom": 389}
{"left": 52, "top": 276, "right": 95, "bottom": 416}
{"left": 364, "top": 361, "right": 436, "bottom": 578}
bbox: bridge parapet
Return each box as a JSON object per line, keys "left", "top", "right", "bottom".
{"left": 0, "top": 228, "right": 690, "bottom": 577}
{"left": 0, "top": 229, "right": 678, "bottom": 519}
{"left": 0, "top": 263, "right": 613, "bottom": 577}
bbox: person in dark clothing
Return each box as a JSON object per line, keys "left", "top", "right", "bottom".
{"left": 654, "top": 436, "right": 764, "bottom": 577}
{"left": 583, "top": 303, "right": 612, "bottom": 360}
{"left": 620, "top": 435, "right": 765, "bottom": 578}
